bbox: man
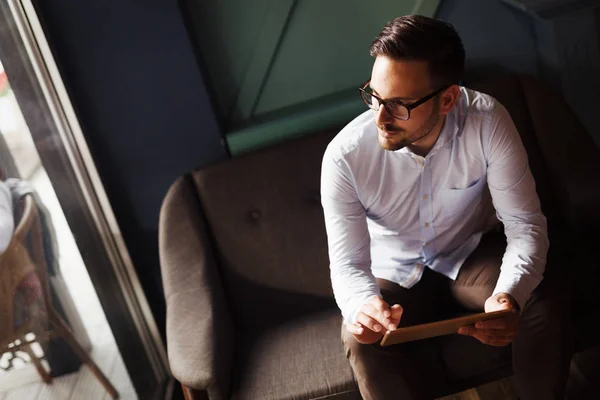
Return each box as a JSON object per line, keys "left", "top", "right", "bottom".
{"left": 321, "top": 15, "right": 572, "bottom": 400}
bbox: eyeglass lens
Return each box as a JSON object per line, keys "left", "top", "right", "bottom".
{"left": 361, "top": 91, "right": 409, "bottom": 120}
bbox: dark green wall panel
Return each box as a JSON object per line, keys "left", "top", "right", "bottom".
{"left": 186, "top": 0, "right": 441, "bottom": 154}
{"left": 256, "top": 0, "right": 422, "bottom": 115}
{"left": 187, "top": 0, "right": 271, "bottom": 117}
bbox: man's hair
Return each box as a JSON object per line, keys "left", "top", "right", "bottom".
{"left": 369, "top": 15, "right": 465, "bottom": 89}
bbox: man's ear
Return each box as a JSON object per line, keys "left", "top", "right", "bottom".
{"left": 439, "top": 84, "right": 461, "bottom": 115}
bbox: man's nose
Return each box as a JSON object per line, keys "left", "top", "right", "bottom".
{"left": 374, "top": 104, "right": 393, "bottom": 126}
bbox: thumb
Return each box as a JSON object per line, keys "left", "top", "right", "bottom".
{"left": 497, "top": 296, "right": 513, "bottom": 310}
{"left": 388, "top": 304, "right": 403, "bottom": 329}
{"left": 371, "top": 295, "right": 392, "bottom": 318}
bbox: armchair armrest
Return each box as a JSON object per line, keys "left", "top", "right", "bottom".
{"left": 159, "top": 175, "right": 233, "bottom": 400}
{"left": 520, "top": 75, "right": 600, "bottom": 233}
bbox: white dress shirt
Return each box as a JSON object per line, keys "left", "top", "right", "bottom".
{"left": 321, "top": 87, "right": 548, "bottom": 325}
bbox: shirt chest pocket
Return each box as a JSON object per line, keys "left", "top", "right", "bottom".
{"left": 440, "top": 178, "right": 487, "bottom": 219}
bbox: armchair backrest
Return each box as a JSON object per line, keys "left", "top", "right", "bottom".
{"left": 191, "top": 130, "right": 338, "bottom": 329}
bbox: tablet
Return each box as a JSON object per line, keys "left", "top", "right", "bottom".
{"left": 380, "top": 309, "right": 513, "bottom": 346}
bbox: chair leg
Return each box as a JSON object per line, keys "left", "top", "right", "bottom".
{"left": 22, "top": 341, "right": 52, "bottom": 384}
{"left": 49, "top": 311, "right": 119, "bottom": 399}
{"left": 182, "top": 383, "right": 209, "bottom": 400}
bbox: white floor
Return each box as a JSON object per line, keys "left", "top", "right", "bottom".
{"left": 0, "top": 89, "right": 137, "bottom": 399}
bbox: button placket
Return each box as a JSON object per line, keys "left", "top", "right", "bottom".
{"left": 419, "top": 157, "right": 434, "bottom": 261}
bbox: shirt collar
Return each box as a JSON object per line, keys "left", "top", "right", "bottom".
{"left": 395, "top": 88, "right": 463, "bottom": 158}
{"left": 429, "top": 103, "right": 459, "bottom": 156}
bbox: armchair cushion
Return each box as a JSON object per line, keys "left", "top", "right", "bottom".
{"left": 230, "top": 310, "right": 359, "bottom": 400}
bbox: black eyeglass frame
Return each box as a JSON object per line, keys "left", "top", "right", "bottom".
{"left": 359, "top": 80, "right": 450, "bottom": 121}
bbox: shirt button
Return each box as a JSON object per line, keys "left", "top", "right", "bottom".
{"left": 424, "top": 222, "right": 430, "bottom": 228}
{"left": 423, "top": 194, "right": 429, "bottom": 200}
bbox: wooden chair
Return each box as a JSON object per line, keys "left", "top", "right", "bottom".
{"left": 0, "top": 193, "right": 119, "bottom": 398}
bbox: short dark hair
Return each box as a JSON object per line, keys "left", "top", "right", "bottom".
{"left": 369, "top": 15, "right": 465, "bottom": 89}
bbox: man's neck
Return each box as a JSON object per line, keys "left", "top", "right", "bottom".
{"left": 408, "top": 116, "right": 446, "bottom": 158}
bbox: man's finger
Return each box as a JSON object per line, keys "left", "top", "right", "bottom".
{"left": 470, "top": 330, "right": 497, "bottom": 345}
{"left": 476, "top": 318, "right": 507, "bottom": 330}
{"left": 486, "top": 338, "right": 513, "bottom": 347}
{"left": 459, "top": 326, "right": 516, "bottom": 345}
{"left": 387, "top": 304, "right": 403, "bottom": 330}
{"left": 475, "top": 335, "right": 512, "bottom": 347}
{"left": 472, "top": 327, "right": 514, "bottom": 337}
{"left": 356, "top": 312, "right": 382, "bottom": 332}
{"left": 345, "top": 324, "right": 364, "bottom": 335}
{"left": 476, "top": 331, "right": 515, "bottom": 342}
{"left": 460, "top": 326, "right": 514, "bottom": 337}
{"left": 362, "top": 304, "right": 393, "bottom": 331}
{"left": 458, "top": 326, "right": 476, "bottom": 336}
{"left": 371, "top": 296, "right": 392, "bottom": 318}
{"left": 390, "top": 303, "right": 403, "bottom": 316}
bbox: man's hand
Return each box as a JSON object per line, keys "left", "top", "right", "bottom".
{"left": 458, "top": 293, "right": 519, "bottom": 347}
{"left": 346, "top": 296, "right": 403, "bottom": 344}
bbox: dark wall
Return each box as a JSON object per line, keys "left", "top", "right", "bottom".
{"left": 33, "top": 0, "right": 227, "bottom": 338}
{"left": 438, "top": 0, "right": 538, "bottom": 76}
{"left": 439, "top": 0, "right": 600, "bottom": 146}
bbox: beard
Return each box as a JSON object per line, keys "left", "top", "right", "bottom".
{"left": 377, "top": 99, "right": 441, "bottom": 151}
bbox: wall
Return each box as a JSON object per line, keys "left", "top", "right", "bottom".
{"left": 186, "top": 0, "right": 441, "bottom": 154}
{"left": 439, "top": 0, "right": 600, "bottom": 146}
{"left": 32, "top": 0, "right": 227, "bottom": 338}
{"left": 438, "top": 0, "right": 538, "bottom": 76}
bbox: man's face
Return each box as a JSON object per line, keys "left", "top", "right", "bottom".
{"left": 369, "top": 57, "right": 441, "bottom": 151}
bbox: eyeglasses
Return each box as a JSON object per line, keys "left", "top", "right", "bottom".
{"left": 359, "top": 80, "right": 449, "bottom": 121}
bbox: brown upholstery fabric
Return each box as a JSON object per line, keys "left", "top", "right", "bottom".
{"left": 547, "top": 231, "right": 600, "bottom": 351}
{"left": 519, "top": 75, "right": 600, "bottom": 233}
{"left": 192, "top": 131, "right": 338, "bottom": 330}
{"left": 513, "top": 76, "right": 600, "bottom": 349}
{"left": 231, "top": 310, "right": 359, "bottom": 400}
{"left": 159, "top": 176, "right": 233, "bottom": 400}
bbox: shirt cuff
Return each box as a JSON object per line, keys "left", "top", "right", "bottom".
{"left": 492, "top": 270, "right": 543, "bottom": 312}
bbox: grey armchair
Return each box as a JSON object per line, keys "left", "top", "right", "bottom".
{"left": 159, "top": 72, "right": 600, "bottom": 399}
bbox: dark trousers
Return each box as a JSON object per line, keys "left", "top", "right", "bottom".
{"left": 342, "top": 232, "right": 573, "bottom": 400}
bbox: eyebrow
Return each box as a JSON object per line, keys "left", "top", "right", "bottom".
{"left": 371, "top": 87, "right": 417, "bottom": 102}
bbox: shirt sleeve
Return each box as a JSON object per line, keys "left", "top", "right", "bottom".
{"left": 0, "top": 182, "right": 14, "bottom": 253}
{"left": 321, "top": 146, "right": 380, "bottom": 325}
{"left": 485, "top": 102, "right": 548, "bottom": 310}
